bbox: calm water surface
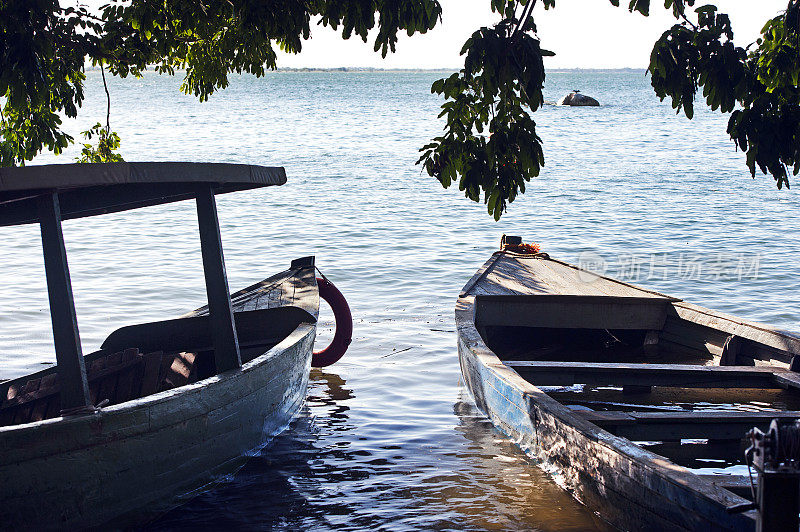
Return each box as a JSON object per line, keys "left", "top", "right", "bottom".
{"left": 6, "top": 70, "right": 800, "bottom": 530}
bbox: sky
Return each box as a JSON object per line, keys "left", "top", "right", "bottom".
{"left": 276, "top": 0, "right": 789, "bottom": 69}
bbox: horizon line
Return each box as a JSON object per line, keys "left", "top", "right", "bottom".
{"left": 83, "top": 66, "right": 649, "bottom": 73}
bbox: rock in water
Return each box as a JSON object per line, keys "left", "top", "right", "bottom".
{"left": 558, "top": 90, "right": 599, "bottom": 106}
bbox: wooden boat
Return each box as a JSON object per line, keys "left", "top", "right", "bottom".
{"left": 0, "top": 163, "right": 328, "bottom": 528}
{"left": 457, "top": 236, "right": 800, "bottom": 531}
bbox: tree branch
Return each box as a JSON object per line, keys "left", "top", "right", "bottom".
{"left": 679, "top": 12, "right": 699, "bottom": 31}
{"left": 510, "top": 0, "right": 536, "bottom": 40}
{"left": 100, "top": 63, "right": 111, "bottom": 132}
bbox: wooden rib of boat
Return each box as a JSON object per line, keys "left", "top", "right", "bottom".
{"left": 457, "top": 238, "right": 800, "bottom": 531}
{"left": 0, "top": 163, "right": 327, "bottom": 529}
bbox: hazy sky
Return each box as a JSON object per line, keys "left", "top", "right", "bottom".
{"left": 277, "top": 1, "right": 789, "bottom": 69}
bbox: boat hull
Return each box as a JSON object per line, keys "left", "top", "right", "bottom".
{"left": 0, "top": 264, "right": 317, "bottom": 529}
{"left": 457, "top": 326, "right": 752, "bottom": 531}
{"left": 456, "top": 252, "right": 760, "bottom": 531}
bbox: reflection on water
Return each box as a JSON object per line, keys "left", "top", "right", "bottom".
{"left": 148, "top": 376, "right": 606, "bottom": 531}
{"left": 448, "top": 399, "right": 610, "bottom": 531}
{"left": 148, "top": 371, "right": 360, "bottom": 531}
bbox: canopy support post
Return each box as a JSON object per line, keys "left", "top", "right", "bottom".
{"left": 196, "top": 184, "right": 241, "bottom": 372}
{"left": 37, "top": 192, "right": 92, "bottom": 414}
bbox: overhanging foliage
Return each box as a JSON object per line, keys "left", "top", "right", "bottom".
{"left": 421, "top": 0, "right": 800, "bottom": 218}
{"left": 648, "top": 0, "right": 800, "bottom": 189}
{"left": 0, "top": 0, "right": 798, "bottom": 219}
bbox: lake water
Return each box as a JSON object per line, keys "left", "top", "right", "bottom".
{"left": 6, "top": 70, "right": 800, "bottom": 530}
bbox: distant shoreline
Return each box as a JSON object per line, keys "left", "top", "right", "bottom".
{"left": 83, "top": 66, "right": 647, "bottom": 74}
{"left": 275, "top": 67, "right": 647, "bottom": 73}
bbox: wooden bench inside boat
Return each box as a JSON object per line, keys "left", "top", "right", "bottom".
{"left": 102, "top": 306, "right": 313, "bottom": 361}
{"left": 575, "top": 409, "right": 800, "bottom": 440}
{"left": 474, "top": 294, "right": 673, "bottom": 330}
{"left": 0, "top": 306, "right": 315, "bottom": 427}
{"left": 505, "top": 359, "right": 800, "bottom": 441}
{"left": 505, "top": 361, "right": 800, "bottom": 389}
{"left": 480, "top": 299, "right": 800, "bottom": 371}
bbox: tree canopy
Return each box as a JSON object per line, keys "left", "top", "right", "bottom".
{"left": 1, "top": 0, "right": 440, "bottom": 164}
{"left": 1, "top": 0, "right": 798, "bottom": 219}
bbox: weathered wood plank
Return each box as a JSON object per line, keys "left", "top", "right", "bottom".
{"left": 187, "top": 264, "right": 318, "bottom": 319}
{"left": 0, "top": 351, "right": 147, "bottom": 425}
{"left": 660, "top": 318, "right": 728, "bottom": 355}
{"left": 468, "top": 253, "right": 678, "bottom": 300}
{"left": 519, "top": 258, "right": 595, "bottom": 295}
{"left": 697, "top": 475, "right": 753, "bottom": 498}
{"left": 673, "top": 302, "right": 800, "bottom": 359}
{"left": 139, "top": 351, "right": 163, "bottom": 397}
{"left": 506, "top": 360, "right": 783, "bottom": 388}
{"left": 720, "top": 335, "right": 741, "bottom": 366}
{"left": 195, "top": 184, "right": 241, "bottom": 372}
{"left": 537, "top": 259, "right": 610, "bottom": 296}
{"left": 460, "top": 252, "right": 503, "bottom": 297}
{"left": 37, "top": 192, "right": 92, "bottom": 412}
{"left": 114, "top": 349, "right": 140, "bottom": 404}
{"left": 475, "top": 294, "right": 670, "bottom": 330}
{"left": 578, "top": 410, "right": 800, "bottom": 441}
{"left": 479, "top": 255, "right": 538, "bottom": 296}
{"left": 580, "top": 410, "right": 800, "bottom": 423}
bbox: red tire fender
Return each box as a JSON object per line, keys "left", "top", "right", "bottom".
{"left": 312, "top": 277, "right": 352, "bottom": 367}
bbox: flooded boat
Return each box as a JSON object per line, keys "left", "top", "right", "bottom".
{"left": 457, "top": 236, "right": 800, "bottom": 531}
{"left": 0, "top": 162, "right": 349, "bottom": 528}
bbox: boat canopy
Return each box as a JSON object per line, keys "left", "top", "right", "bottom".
{"left": 3, "top": 162, "right": 286, "bottom": 415}
{"left": 0, "top": 162, "right": 286, "bottom": 226}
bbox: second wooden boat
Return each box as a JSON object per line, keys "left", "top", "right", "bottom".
{"left": 457, "top": 236, "right": 800, "bottom": 531}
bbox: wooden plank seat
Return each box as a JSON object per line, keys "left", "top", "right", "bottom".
{"left": 576, "top": 409, "right": 800, "bottom": 441}
{"left": 506, "top": 361, "right": 788, "bottom": 389}
{"left": 475, "top": 294, "right": 672, "bottom": 330}
{"left": 0, "top": 349, "right": 174, "bottom": 426}
{"left": 87, "top": 348, "right": 146, "bottom": 405}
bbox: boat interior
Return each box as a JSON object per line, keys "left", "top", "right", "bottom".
{"left": 476, "top": 294, "right": 800, "bottom": 499}
{"left": 0, "top": 306, "right": 314, "bottom": 427}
